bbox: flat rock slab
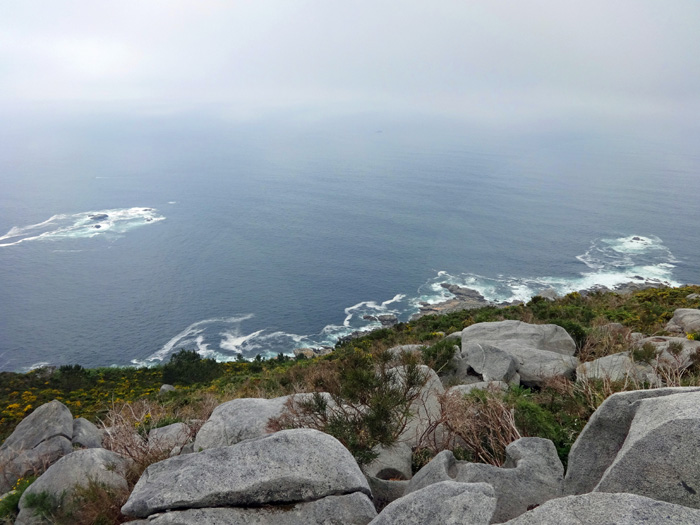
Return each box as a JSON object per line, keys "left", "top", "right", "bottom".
{"left": 122, "top": 428, "right": 371, "bottom": 518}
{"left": 461, "top": 320, "right": 576, "bottom": 356}
{"left": 564, "top": 387, "right": 700, "bottom": 496}
{"left": 127, "top": 492, "right": 377, "bottom": 525}
{"left": 407, "top": 438, "right": 563, "bottom": 523}
{"left": 503, "top": 492, "right": 700, "bottom": 524}
{"left": 369, "top": 481, "right": 496, "bottom": 525}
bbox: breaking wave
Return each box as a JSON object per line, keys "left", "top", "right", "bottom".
{"left": 0, "top": 207, "right": 165, "bottom": 247}
{"left": 142, "top": 235, "right": 682, "bottom": 364}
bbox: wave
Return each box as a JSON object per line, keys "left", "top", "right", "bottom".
{"left": 142, "top": 234, "right": 683, "bottom": 365}
{"left": 0, "top": 207, "right": 165, "bottom": 247}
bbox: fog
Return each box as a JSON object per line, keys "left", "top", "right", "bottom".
{"left": 1, "top": 1, "right": 699, "bottom": 127}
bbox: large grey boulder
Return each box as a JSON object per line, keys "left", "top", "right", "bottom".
{"left": 576, "top": 352, "right": 658, "bottom": 384}
{"left": 407, "top": 438, "right": 564, "bottom": 523}
{"left": 16, "top": 448, "right": 132, "bottom": 525}
{"left": 462, "top": 343, "right": 519, "bottom": 384}
{"left": 127, "top": 492, "right": 377, "bottom": 525}
{"left": 495, "top": 343, "right": 578, "bottom": 387}
{"left": 194, "top": 396, "right": 290, "bottom": 450}
{"left": 0, "top": 400, "right": 72, "bottom": 454}
{"left": 564, "top": 386, "right": 700, "bottom": 496}
{"left": 503, "top": 492, "right": 700, "bottom": 524}
{"left": 593, "top": 390, "right": 700, "bottom": 507}
{"left": 72, "top": 417, "right": 102, "bottom": 449}
{"left": 666, "top": 308, "right": 700, "bottom": 334}
{"left": 122, "top": 428, "right": 371, "bottom": 519}
{"left": 0, "top": 400, "right": 74, "bottom": 492}
{"left": 461, "top": 321, "right": 576, "bottom": 356}
{"left": 369, "top": 481, "right": 496, "bottom": 525}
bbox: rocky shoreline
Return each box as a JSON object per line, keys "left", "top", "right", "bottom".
{"left": 3, "top": 302, "right": 700, "bottom": 523}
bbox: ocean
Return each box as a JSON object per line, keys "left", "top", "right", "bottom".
{"left": 1, "top": 111, "right": 698, "bottom": 372}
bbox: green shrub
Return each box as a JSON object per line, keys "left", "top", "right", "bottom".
{"left": 162, "top": 349, "right": 223, "bottom": 385}
{"left": 0, "top": 476, "right": 35, "bottom": 520}
{"left": 421, "top": 339, "right": 458, "bottom": 374}
{"left": 269, "top": 348, "right": 428, "bottom": 465}
{"left": 631, "top": 342, "right": 658, "bottom": 364}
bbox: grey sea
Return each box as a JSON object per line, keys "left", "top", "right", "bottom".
{"left": 1, "top": 111, "right": 698, "bottom": 371}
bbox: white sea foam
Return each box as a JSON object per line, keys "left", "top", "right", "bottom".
{"left": 0, "top": 207, "right": 165, "bottom": 247}
{"left": 138, "top": 235, "right": 682, "bottom": 365}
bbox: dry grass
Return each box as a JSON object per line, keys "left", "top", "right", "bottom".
{"left": 418, "top": 387, "right": 522, "bottom": 466}
{"left": 578, "top": 319, "right": 633, "bottom": 363}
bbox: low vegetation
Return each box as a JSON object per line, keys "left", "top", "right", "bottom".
{"left": 1, "top": 285, "right": 699, "bottom": 523}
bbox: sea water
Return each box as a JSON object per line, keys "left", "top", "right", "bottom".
{"left": 0, "top": 112, "right": 698, "bottom": 371}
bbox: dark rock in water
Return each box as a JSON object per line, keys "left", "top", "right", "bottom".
{"left": 412, "top": 284, "right": 491, "bottom": 319}
{"left": 146, "top": 218, "right": 152, "bottom": 222}
{"left": 338, "top": 331, "right": 370, "bottom": 345}
{"left": 363, "top": 314, "right": 399, "bottom": 327}
{"left": 632, "top": 236, "right": 642, "bottom": 241}
{"left": 94, "top": 225, "right": 101, "bottom": 229}
{"left": 293, "top": 347, "right": 333, "bottom": 359}
{"left": 88, "top": 213, "right": 108, "bottom": 221}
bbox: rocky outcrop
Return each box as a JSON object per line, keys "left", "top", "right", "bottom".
{"left": 368, "top": 481, "right": 497, "bottom": 525}
{"left": 502, "top": 492, "right": 700, "bottom": 524}
{"left": 128, "top": 493, "right": 377, "bottom": 525}
{"left": 16, "top": 448, "right": 132, "bottom": 524}
{"left": 564, "top": 387, "right": 700, "bottom": 498}
{"left": 407, "top": 438, "right": 564, "bottom": 523}
{"left": 122, "top": 429, "right": 373, "bottom": 519}
{"left": 462, "top": 343, "right": 519, "bottom": 384}
{"left": 415, "top": 285, "right": 492, "bottom": 317}
{"left": 665, "top": 308, "right": 700, "bottom": 334}
{"left": 462, "top": 320, "right": 577, "bottom": 355}
{"left": 194, "top": 396, "right": 291, "bottom": 450}
{"left": 576, "top": 352, "right": 658, "bottom": 384}
{"left": 0, "top": 400, "right": 75, "bottom": 493}
{"left": 592, "top": 390, "right": 700, "bottom": 507}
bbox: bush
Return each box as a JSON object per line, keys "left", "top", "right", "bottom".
{"left": 162, "top": 349, "right": 223, "bottom": 385}
{"left": 268, "top": 348, "right": 429, "bottom": 465}
{"left": 421, "top": 339, "right": 458, "bottom": 374}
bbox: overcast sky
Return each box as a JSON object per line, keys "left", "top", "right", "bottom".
{"left": 1, "top": 1, "right": 699, "bottom": 124}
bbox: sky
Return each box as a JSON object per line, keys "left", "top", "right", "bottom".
{"left": 1, "top": 1, "right": 699, "bottom": 125}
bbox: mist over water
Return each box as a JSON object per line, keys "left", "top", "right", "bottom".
{"left": 0, "top": 112, "right": 698, "bottom": 371}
